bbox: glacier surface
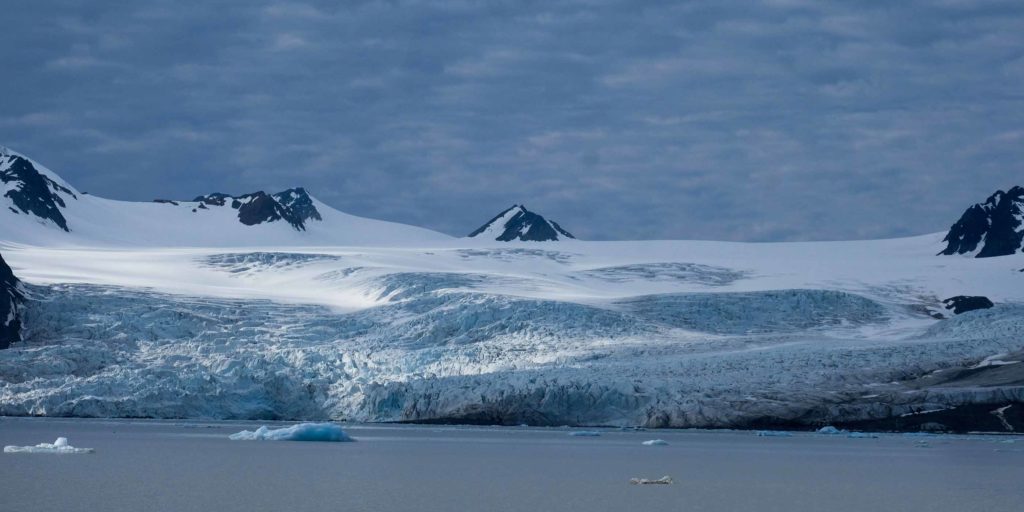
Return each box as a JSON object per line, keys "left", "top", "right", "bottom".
{"left": 0, "top": 231, "right": 1023, "bottom": 431}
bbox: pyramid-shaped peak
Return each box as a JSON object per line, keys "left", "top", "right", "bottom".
{"left": 468, "top": 204, "right": 575, "bottom": 242}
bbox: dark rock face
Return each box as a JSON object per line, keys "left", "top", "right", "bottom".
{"left": 941, "top": 186, "right": 1024, "bottom": 258}
{"left": 1, "top": 253, "right": 24, "bottom": 350}
{"left": 192, "top": 189, "right": 321, "bottom": 231}
{"left": 468, "top": 205, "right": 575, "bottom": 242}
{"left": 943, "top": 296, "right": 995, "bottom": 315}
{"left": 1, "top": 150, "right": 76, "bottom": 232}
{"left": 274, "top": 188, "right": 322, "bottom": 223}
{"left": 234, "top": 192, "right": 304, "bottom": 229}
{"left": 194, "top": 193, "right": 230, "bottom": 207}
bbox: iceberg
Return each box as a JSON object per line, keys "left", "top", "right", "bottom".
{"left": 568, "top": 431, "right": 601, "bottom": 437}
{"left": 756, "top": 430, "right": 793, "bottom": 437}
{"left": 4, "top": 437, "right": 94, "bottom": 454}
{"left": 642, "top": 439, "right": 669, "bottom": 446}
{"left": 816, "top": 426, "right": 847, "bottom": 435}
{"left": 229, "top": 423, "right": 353, "bottom": 442}
{"left": 630, "top": 476, "right": 673, "bottom": 485}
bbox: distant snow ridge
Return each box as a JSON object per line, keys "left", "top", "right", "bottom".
{"left": 621, "top": 289, "right": 887, "bottom": 335}
{"left": 0, "top": 253, "right": 23, "bottom": 350}
{"left": 201, "top": 252, "right": 341, "bottom": 274}
{"left": 940, "top": 186, "right": 1024, "bottom": 257}
{"left": 0, "top": 147, "right": 77, "bottom": 232}
{"left": 468, "top": 205, "right": 575, "bottom": 242}
{"left": 580, "top": 263, "right": 746, "bottom": 286}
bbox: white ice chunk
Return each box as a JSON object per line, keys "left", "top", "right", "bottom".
{"left": 568, "top": 431, "right": 601, "bottom": 437}
{"left": 816, "top": 426, "right": 848, "bottom": 435}
{"left": 228, "top": 423, "right": 353, "bottom": 442}
{"left": 4, "top": 437, "right": 95, "bottom": 454}
{"left": 642, "top": 439, "right": 669, "bottom": 446}
{"left": 630, "top": 476, "right": 673, "bottom": 485}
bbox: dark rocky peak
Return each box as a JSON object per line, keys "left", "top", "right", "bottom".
{"left": 191, "top": 189, "right": 322, "bottom": 231}
{"left": 232, "top": 191, "right": 305, "bottom": 230}
{"left": 1, "top": 147, "right": 76, "bottom": 232}
{"left": 273, "top": 188, "right": 322, "bottom": 223}
{"left": 1, "top": 252, "right": 24, "bottom": 350}
{"left": 468, "top": 205, "right": 576, "bottom": 242}
{"left": 193, "top": 193, "right": 232, "bottom": 207}
{"left": 940, "top": 186, "right": 1024, "bottom": 258}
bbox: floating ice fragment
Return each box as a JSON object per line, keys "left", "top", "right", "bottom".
{"left": 229, "top": 423, "right": 353, "bottom": 442}
{"left": 756, "top": 430, "right": 793, "bottom": 437}
{"left": 4, "top": 437, "right": 95, "bottom": 454}
{"left": 816, "top": 426, "right": 848, "bottom": 435}
{"left": 569, "top": 431, "right": 601, "bottom": 437}
{"left": 630, "top": 476, "right": 673, "bottom": 485}
{"left": 642, "top": 439, "right": 669, "bottom": 446}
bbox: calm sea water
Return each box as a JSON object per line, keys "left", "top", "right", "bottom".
{"left": 1, "top": 417, "right": 1022, "bottom": 512}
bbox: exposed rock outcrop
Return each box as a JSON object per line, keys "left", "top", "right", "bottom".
{"left": 941, "top": 186, "right": 1024, "bottom": 258}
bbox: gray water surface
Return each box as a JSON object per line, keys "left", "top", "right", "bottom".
{"left": 1, "top": 418, "right": 1022, "bottom": 512}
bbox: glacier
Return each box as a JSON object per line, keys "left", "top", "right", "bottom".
{"left": 1, "top": 250, "right": 1022, "bottom": 431}
{"left": 1, "top": 146, "right": 1023, "bottom": 431}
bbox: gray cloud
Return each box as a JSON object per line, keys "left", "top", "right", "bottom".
{"left": 1, "top": 0, "right": 1022, "bottom": 241}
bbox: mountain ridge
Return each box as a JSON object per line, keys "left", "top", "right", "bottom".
{"left": 0, "top": 146, "right": 450, "bottom": 247}
{"left": 940, "top": 186, "right": 1024, "bottom": 258}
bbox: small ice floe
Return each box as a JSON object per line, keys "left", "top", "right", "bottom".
{"left": 913, "top": 440, "right": 931, "bottom": 448}
{"left": 642, "top": 439, "right": 669, "bottom": 446}
{"left": 756, "top": 430, "right": 793, "bottom": 437}
{"left": 229, "top": 423, "right": 353, "bottom": 442}
{"left": 4, "top": 437, "right": 95, "bottom": 454}
{"left": 630, "top": 476, "right": 673, "bottom": 485}
{"left": 568, "top": 431, "right": 602, "bottom": 437}
{"left": 846, "top": 432, "right": 879, "bottom": 439}
{"left": 816, "top": 426, "right": 848, "bottom": 435}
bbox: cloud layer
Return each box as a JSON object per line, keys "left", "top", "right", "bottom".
{"left": 2, "top": 0, "right": 1022, "bottom": 240}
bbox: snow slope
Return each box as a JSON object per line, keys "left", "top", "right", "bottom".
{"left": 1, "top": 148, "right": 1023, "bottom": 431}
{"left": 0, "top": 147, "right": 450, "bottom": 248}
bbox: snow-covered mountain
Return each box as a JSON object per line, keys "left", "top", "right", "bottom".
{"left": 940, "top": 186, "right": 1024, "bottom": 258}
{"left": 0, "top": 147, "right": 450, "bottom": 247}
{"left": 1, "top": 146, "right": 77, "bottom": 232}
{"left": 468, "top": 205, "right": 575, "bottom": 241}
{"left": 1, "top": 147, "right": 1023, "bottom": 432}
{"left": 0, "top": 252, "right": 22, "bottom": 350}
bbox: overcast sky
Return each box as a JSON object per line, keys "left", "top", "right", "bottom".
{"left": 2, "top": 1, "right": 1022, "bottom": 241}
